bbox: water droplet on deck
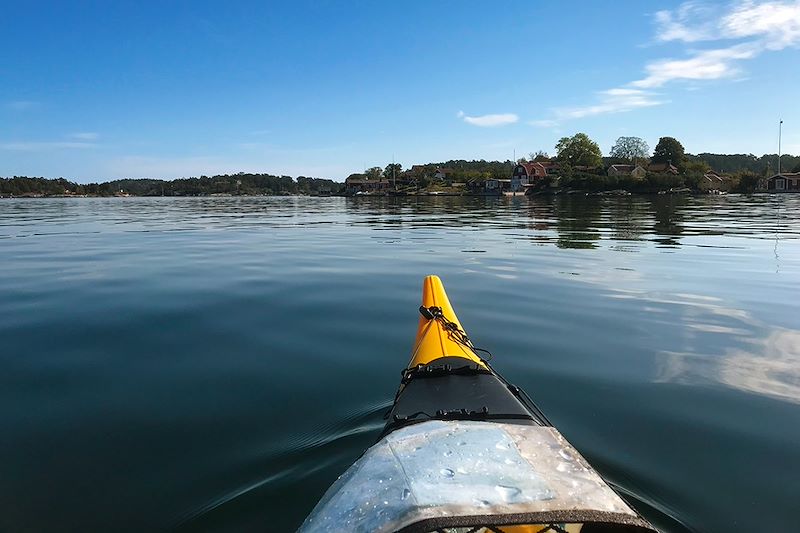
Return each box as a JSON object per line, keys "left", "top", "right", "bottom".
{"left": 495, "top": 484, "right": 522, "bottom": 501}
{"left": 401, "top": 488, "right": 411, "bottom": 500}
{"left": 440, "top": 468, "right": 455, "bottom": 478}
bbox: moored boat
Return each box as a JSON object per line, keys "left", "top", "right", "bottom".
{"left": 300, "top": 276, "right": 657, "bottom": 532}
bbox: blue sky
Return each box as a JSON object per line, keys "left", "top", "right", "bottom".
{"left": 2, "top": 0, "right": 799, "bottom": 181}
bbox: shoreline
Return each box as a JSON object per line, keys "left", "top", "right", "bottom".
{"left": 0, "top": 189, "right": 752, "bottom": 199}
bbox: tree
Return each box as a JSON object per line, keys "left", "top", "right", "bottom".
{"left": 555, "top": 133, "right": 602, "bottom": 167}
{"left": 610, "top": 136, "right": 649, "bottom": 163}
{"left": 734, "top": 171, "right": 760, "bottom": 193}
{"left": 365, "top": 166, "right": 383, "bottom": 180}
{"left": 384, "top": 163, "right": 402, "bottom": 180}
{"left": 530, "top": 150, "right": 550, "bottom": 162}
{"left": 652, "top": 137, "right": 685, "bottom": 165}
{"left": 682, "top": 158, "right": 710, "bottom": 176}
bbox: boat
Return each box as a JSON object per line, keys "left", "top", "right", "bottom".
{"left": 300, "top": 276, "right": 657, "bottom": 532}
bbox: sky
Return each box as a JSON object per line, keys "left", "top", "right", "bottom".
{"left": 2, "top": 0, "right": 799, "bottom": 182}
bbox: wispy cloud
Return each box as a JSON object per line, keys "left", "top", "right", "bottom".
{"left": 532, "top": 0, "right": 800, "bottom": 125}
{"left": 0, "top": 141, "right": 96, "bottom": 151}
{"left": 655, "top": 1, "right": 720, "bottom": 42}
{"left": 656, "top": 0, "right": 800, "bottom": 48}
{"left": 552, "top": 89, "right": 665, "bottom": 122}
{"left": 5, "top": 100, "right": 40, "bottom": 111}
{"left": 68, "top": 132, "right": 99, "bottom": 141}
{"left": 529, "top": 119, "right": 560, "bottom": 128}
{"left": 457, "top": 110, "right": 519, "bottom": 127}
{"left": 632, "top": 43, "right": 758, "bottom": 88}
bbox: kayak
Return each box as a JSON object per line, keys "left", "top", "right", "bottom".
{"left": 300, "top": 276, "right": 657, "bottom": 532}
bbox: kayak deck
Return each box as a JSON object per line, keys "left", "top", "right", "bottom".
{"left": 300, "top": 276, "right": 657, "bottom": 533}
{"left": 409, "top": 275, "right": 485, "bottom": 368}
{"left": 387, "top": 276, "right": 549, "bottom": 437}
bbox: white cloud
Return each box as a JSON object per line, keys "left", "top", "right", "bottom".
{"left": 0, "top": 141, "right": 96, "bottom": 151}
{"left": 632, "top": 43, "right": 758, "bottom": 88}
{"left": 723, "top": 0, "right": 800, "bottom": 48}
{"left": 529, "top": 119, "right": 559, "bottom": 128}
{"left": 533, "top": 1, "right": 800, "bottom": 124}
{"left": 657, "top": 0, "right": 800, "bottom": 49}
{"left": 68, "top": 132, "right": 99, "bottom": 141}
{"left": 559, "top": 88, "right": 665, "bottom": 118}
{"left": 532, "top": 89, "right": 665, "bottom": 126}
{"left": 655, "top": 2, "right": 721, "bottom": 42}
{"left": 457, "top": 110, "right": 519, "bottom": 127}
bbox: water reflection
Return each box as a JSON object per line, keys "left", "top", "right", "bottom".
{"left": 3, "top": 195, "right": 799, "bottom": 247}
{"left": 553, "top": 196, "right": 603, "bottom": 249}
{"left": 651, "top": 196, "right": 687, "bottom": 247}
{"left": 659, "top": 327, "right": 800, "bottom": 405}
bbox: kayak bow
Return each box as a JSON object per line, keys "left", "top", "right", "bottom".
{"left": 300, "top": 276, "right": 657, "bottom": 533}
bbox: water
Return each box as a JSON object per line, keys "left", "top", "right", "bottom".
{"left": 1, "top": 195, "right": 798, "bottom": 532}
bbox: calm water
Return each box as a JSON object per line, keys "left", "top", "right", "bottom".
{"left": 1, "top": 195, "right": 799, "bottom": 532}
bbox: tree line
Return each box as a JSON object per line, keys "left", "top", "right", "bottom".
{"left": 521, "top": 133, "right": 799, "bottom": 193}
{"left": 3, "top": 135, "right": 798, "bottom": 197}
{"left": 0, "top": 173, "right": 342, "bottom": 197}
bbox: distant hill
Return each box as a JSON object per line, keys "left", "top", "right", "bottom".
{"left": 0, "top": 173, "right": 342, "bottom": 197}
{"left": 3, "top": 153, "right": 799, "bottom": 197}
{"left": 689, "top": 153, "right": 800, "bottom": 175}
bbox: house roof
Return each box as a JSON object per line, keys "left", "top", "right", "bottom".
{"left": 517, "top": 161, "right": 558, "bottom": 175}
{"left": 769, "top": 172, "right": 800, "bottom": 179}
{"left": 346, "top": 178, "right": 389, "bottom": 185}
{"left": 517, "top": 162, "right": 539, "bottom": 174}
{"left": 610, "top": 164, "right": 635, "bottom": 172}
{"left": 703, "top": 172, "right": 728, "bottom": 181}
{"left": 648, "top": 163, "right": 678, "bottom": 173}
{"left": 410, "top": 165, "right": 433, "bottom": 173}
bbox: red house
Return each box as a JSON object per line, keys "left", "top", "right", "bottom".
{"left": 766, "top": 172, "right": 800, "bottom": 192}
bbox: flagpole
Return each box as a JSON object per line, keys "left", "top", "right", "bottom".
{"left": 778, "top": 119, "right": 783, "bottom": 176}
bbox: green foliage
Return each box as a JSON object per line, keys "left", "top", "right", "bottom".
{"left": 733, "top": 171, "right": 761, "bottom": 193}
{"left": 552, "top": 171, "right": 685, "bottom": 193}
{"left": 609, "top": 136, "right": 649, "bottom": 163}
{"left": 690, "top": 153, "right": 800, "bottom": 175}
{"left": 652, "top": 137, "right": 685, "bottom": 165}
{"left": 384, "top": 163, "right": 402, "bottom": 179}
{"left": 365, "top": 167, "right": 383, "bottom": 180}
{"left": 557, "top": 162, "right": 573, "bottom": 179}
{"left": 682, "top": 158, "right": 710, "bottom": 175}
{"left": 644, "top": 173, "right": 685, "bottom": 191}
{"left": 0, "top": 173, "right": 343, "bottom": 197}
{"left": 530, "top": 150, "right": 550, "bottom": 162}
{"left": 555, "top": 133, "right": 602, "bottom": 167}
